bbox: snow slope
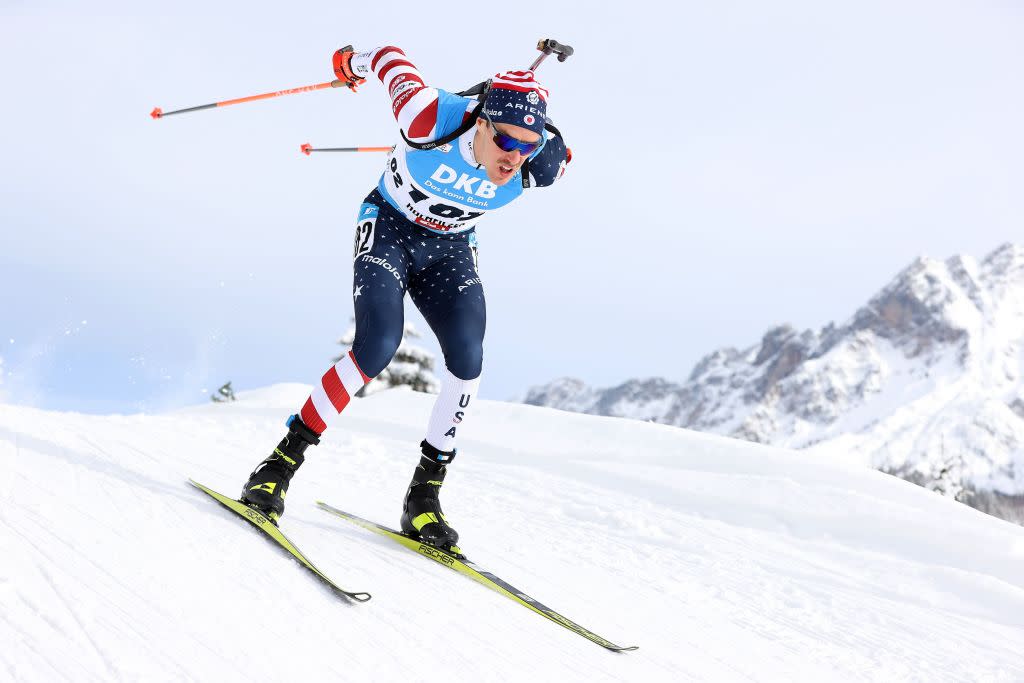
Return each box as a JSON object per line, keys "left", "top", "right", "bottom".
{"left": 3, "top": 385, "right": 1024, "bottom": 681}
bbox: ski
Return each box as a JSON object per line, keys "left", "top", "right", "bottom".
{"left": 188, "top": 480, "right": 371, "bottom": 602}
{"left": 316, "top": 501, "right": 637, "bottom": 651}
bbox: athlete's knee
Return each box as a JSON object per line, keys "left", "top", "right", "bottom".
{"left": 448, "top": 356, "right": 482, "bottom": 382}
{"left": 442, "top": 334, "right": 483, "bottom": 380}
{"left": 351, "top": 311, "right": 404, "bottom": 378}
{"left": 352, "top": 337, "right": 401, "bottom": 378}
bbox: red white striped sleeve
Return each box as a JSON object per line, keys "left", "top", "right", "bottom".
{"left": 350, "top": 46, "right": 443, "bottom": 142}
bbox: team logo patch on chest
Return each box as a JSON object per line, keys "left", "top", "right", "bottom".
{"left": 426, "top": 164, "right": 498, "bottom": 201}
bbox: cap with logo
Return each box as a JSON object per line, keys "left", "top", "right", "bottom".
{"left": 482, "top": 70, "right": 549, "bottom": 136}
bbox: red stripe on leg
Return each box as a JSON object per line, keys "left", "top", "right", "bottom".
{"left": 348, "top": 351, "right": 371, "bottom": 383}
{"left": 322, "top": 367, "right": 351, "bottom": 413}
{"left": 300, "top": 398, "right": 327, "bottom": 434}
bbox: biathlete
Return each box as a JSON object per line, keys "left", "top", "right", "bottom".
{"left": 240, "top": 45, "right": 571, "bottom": 554}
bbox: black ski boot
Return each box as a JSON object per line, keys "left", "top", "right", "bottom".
{"left": 400, "top": 440, "right": 460, "bottom": 553}
{"left": 241, "top": 415, "right": 320, "bottom": 523}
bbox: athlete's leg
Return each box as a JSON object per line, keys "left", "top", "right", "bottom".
{"left": 241, "top": 199, "right": 411, "bottom": 519}
{"left": 300, "top": 201, "right": 412, "bottom": 433}
{"left": 399, "top": 233, "right": 484, "bottom": 549}
{"left": 408, "top": 234, "right": 485, "bottom": 452}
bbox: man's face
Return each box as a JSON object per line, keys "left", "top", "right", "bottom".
{"left": 473, "top": 118, "right": 543, "bottom": 185}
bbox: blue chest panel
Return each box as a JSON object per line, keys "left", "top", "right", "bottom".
{"left": 377, "top": 90, "right": 526, "bottom": 233}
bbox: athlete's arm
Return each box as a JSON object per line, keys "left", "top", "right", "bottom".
{"left": 348, "top": 46, "right": 463, "bottom": 143}
{"left": 527, "top": 134, "right": 571, "bottom": 187}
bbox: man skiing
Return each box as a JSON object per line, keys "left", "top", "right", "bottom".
{"left": 239, "top": 45, "right": 571, "bottom": 553}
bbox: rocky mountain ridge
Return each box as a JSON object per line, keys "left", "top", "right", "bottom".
{"left": 525, "top": 243, "right": 1024, "bottom": 522}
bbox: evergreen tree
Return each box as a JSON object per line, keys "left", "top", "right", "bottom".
{"left": 336, "top": 320, "right": 440, "bottom": 396}
{"left": 210, "top": 381, "right": 236, "bottom": 403}
{"left": 926, "top": 437, "right": 968, "bottom": 502}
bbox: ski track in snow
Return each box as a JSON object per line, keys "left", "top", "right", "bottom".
{"left": 2, "top": 385, "right": 1024, "bottom": 681}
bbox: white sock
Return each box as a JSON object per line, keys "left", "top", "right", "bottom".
{"left": 425, "top": 367, "right": 481, "bottom": 452}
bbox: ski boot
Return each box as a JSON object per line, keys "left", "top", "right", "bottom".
{"left": 400, "top": 440, "right": 462, "bottom": 556}
{"left": 240, "top": 414, "right": 320, "bottom": 523}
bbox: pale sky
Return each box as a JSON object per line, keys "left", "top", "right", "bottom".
{"left": 1, "top": 0, "right": 1022, "bottom": 413}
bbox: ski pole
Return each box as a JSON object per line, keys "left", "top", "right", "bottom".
{"left": 151, "top": 79, "right": 351, "bottom": 120}
{"left": 529, "top": 38, "right": 574, "bottom": 72}
{"left": 458, "top": 38, "right": 575, "bottom": 97}
{"left": 300, "top": 38, "right": 574, "bottom": 153}
{"left": 300, "top": 144, "right": 393, "bottom": 155}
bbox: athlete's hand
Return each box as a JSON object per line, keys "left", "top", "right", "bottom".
{"left": 332, "top": 45, "right": 366, "bottom": 91}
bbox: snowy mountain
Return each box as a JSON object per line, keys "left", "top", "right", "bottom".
{"left": 3, "top": 385, "right": 1024, "bottom": 680}
{"left": 525, "top": 243, "right": 1024, "bottom": 522}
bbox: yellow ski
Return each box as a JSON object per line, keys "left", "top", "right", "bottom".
{"left": 189, "top": 480, "right": 371, "bottom": 602}
{"left": 316, "top": 501, "right": 636, "bottom": 651}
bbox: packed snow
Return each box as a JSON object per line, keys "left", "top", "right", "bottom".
{"left": 3, "top": 385, "right": 1024, "bottom": 681}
